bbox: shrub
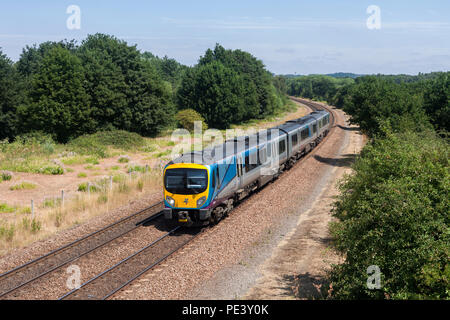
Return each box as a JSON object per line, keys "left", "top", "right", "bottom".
{"left": 68, "top": 130, "right": 146, "bottom": 157}
{"left": 77, "top": 182, "right": 100, "bottom": 193}
{"left": 0, "top": 224, "right": 15, "bottom": 241}
{"left": 118, "top": 155, "right": 130, "bottom": 163}
{"left": 328, "top": 130, "right": 449, "bottom": 299}
{"left": 0, "top": 203, "right": 15, "bottom": 213}
{"left": 175, "top": 109, "right": 208, "bottom": 132}
{"left": 1, "top": 171, "right": 13, "bottom": 181}
{"left": 9, "top": 182, "right": 37, "bottom": 190}
{"left": 137, "top": 179, "right": 144, "bottom": 191}
{"left": 77, "top": 172, "right": 87, "bottom": 178}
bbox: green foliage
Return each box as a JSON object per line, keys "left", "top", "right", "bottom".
{"left": 341, "top": 76, "right": 430, "bottom": 137}
{"left": 329, "top": 130, "right": 449, "bottom": 299}
{"left": 0, "top": 50, "right": 24, "bottom": 140}
{"left": 175, "top": 109, "right": 208, "bottom": 131}
{"left": 21, "top": 217, "right": 42, "bottom": 233}
{"left": 423, "top": 73, "right": 449, "bottom": 132}
{"left": 78, "top": 182, "right": 100, "bottom": 192}
{"left": 18, "top": 46, "right": 93, "bottom": 143}
{"left": 0, "top": 224, "right": 15, "bottom": 241}
{"left": 77, "top": 34, "right": 176, "bottom": 136}
{"left": 286, "top": 75, "right": 354, "bottom": 103}
{"left": 141, "top": 52, "right": 188, "bottom": 92}
{"left": 1, "top": 171, "right": 12, "bottom": 181}
{"left": 68, "top": 130, "right": 145, "bottom": 157}
{"left": 0, "top": 203, "right": 15, "bottom": 213}
{"left": 178, "top": 44, "right": 285, "bottom": 129}
{"left": 9, "top": 182, "right": 37, "bottom": 190}
{"left": 118, "top": 155, "right": 130, "bottom": 163}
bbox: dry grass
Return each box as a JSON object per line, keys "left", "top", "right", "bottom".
{"left": 0, "top": 169, "right": 163, "bottom": 257}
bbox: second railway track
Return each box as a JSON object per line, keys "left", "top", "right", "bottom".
{"left": 59, "top": 226, "right": 202, "bottom": 300}
{"left": 0, "top": 201, "right": 164, "bottom": 299}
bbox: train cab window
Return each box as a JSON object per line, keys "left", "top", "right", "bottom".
{"left": 301, "top": 128, "right": 309, "bottom": 140}
{"left": 212, "top": 168, "right": 216, "bottom": 187}
{"left": 279, "top": 139, "right": 286, "bottom": 154}
{"left": 292, "top": 134, "right": 298, "bottom": 146}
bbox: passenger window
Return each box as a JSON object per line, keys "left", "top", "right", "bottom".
{"left": 279, "top": 140, "right": 286, "bottom": 154}
{"left": 301, "top": 128, "right": 309, "bottom": 140}
{"left": 292, "top": 134, "right": 298, "bottom": 146}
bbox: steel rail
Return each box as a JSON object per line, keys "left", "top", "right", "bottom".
{"left": 0, "top": 201, "right": 164, "bottom": 298}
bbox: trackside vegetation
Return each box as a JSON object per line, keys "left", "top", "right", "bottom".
{"left": 329, "top": 129, "right": 449, "bottom": 299}
{"left": 287, "top": 73, "right": 449, "bottom": 299}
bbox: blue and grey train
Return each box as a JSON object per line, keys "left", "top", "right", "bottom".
{"left": 163, "top": 109, "right": 331, "bottom": 226}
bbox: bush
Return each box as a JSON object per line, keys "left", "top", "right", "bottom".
{"left": 68, "top": 130, "right": 146, "bottom": 157}
{"left": 328, "top": 130, "right": 449, "bottom": 299}
{"left": 118, "top": 155, "right": 130, "bottom": 163}
{"left": 9, "top": 182, "right": 37, "bottom": 190}
{"left": 175, "top": 109, "right": 208, "bottom": 132}
{"left": 77, "top": 182, "right": 100, "bottom": 193}
{"left": 0, "top": 203, "right": 15, "bottom": 213}
{"left": 38, "top": 165, "right": 64, "bottom": 175}
{"left": 1, "top": 171, "right": 12, "bottom": 181}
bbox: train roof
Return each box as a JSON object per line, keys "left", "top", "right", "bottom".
{"left": 167, "top": 109, "right": 329, "bottom": 166}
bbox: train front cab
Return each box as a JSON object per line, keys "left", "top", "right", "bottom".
{"left": 163, "top": 163, "right": 212, "bottom": 226}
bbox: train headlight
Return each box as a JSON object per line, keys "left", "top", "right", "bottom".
{"left": 197, "top": 196, "right": 206, "bottom": 208}
{"left": 166, "top": 196, "right": 175, "bottom": 207}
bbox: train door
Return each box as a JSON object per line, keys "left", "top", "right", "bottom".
{"left": 236, "top": 154, "right": 244, "bottom": 189}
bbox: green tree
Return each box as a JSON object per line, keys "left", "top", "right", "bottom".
{"left": 0, "top": 50, "right": 23, "bottom": 140}
{"left": 178, "top": 61, "right": 253, "bottom": 128}
{"left": 18, "top": 46, "right": 93, "bottom": 142}
{"left": 342, "top": 76, "right": 428, "bottom": 137}
{"left": 198, "top": 44, "right": 281, "bottom": 117}
{"left": 423, "top": 73, "right": 449, "bottom": 132}
{"left": 78, "top": 34, "right": 175, "bottom": 136}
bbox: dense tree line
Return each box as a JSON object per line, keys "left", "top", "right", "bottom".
{"left": 1, "top": 37, "right": 287, "bottom": 142}
{"left": 308, "top": 73, "right": 449, "bottom": 299}
{"left": 286, "top": 75, "right": 354, "bottom": 103}
{"left": 0, "top": 35, "right": 176, "bottom": 143}
{"left": 286, "top": 72, "right": 449, "bottom": 134}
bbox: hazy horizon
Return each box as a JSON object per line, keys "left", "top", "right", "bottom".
{"left": 1, "top": 1, "right": 449, "bottom": 75}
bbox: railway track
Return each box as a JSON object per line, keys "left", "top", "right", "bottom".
{"left": 0, "top": 201, "right": 164, "bottom": 299}
{"left": 0, "top": 97, "right": 336, "bottom": 300}
{"left": 59, "top": 226, "right": 202, "bottom": 300}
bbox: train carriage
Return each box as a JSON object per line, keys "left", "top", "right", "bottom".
{"left": 163, "top": 108, "right": 331, "bottom": 226}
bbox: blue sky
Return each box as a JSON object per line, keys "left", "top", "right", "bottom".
{"left": 0, "top": 0, "right": 449, "bottom": 74}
